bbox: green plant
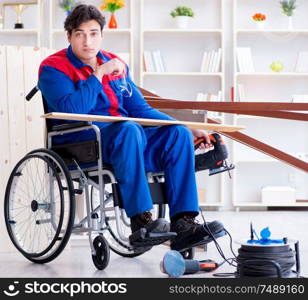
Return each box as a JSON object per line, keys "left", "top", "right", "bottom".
{"left": 280, "top": 0, "right": 297, "bottom": 16}
{"left": 58, "top": 0, "right": 81, "bottom": 13}
{"left": 170, "top": 6, "right": 194, "bottom": 18}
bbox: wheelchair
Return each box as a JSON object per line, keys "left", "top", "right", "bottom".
{"left": 4, "top": 87, "right": 228, "bottom": 271}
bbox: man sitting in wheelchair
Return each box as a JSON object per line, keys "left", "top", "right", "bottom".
{"left": 38, "top": 4, "right": 225, "bottom": 253}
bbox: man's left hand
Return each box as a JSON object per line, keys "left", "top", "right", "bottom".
{"left": 190, "top": 128, "right": 212, "bottom": 150}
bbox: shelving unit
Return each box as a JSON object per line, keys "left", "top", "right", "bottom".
{"left": 140, "top": 0, "right": 225, "bottom": 208}
{"left": 232, "top": 0, "right": 308, "bottom": 210}
{"left": 0, "top": 0, "right": 41, "bottom": 47}
{"left": 48, "top": 0, "right": 134, "bottom": 74}
{"left": 1, "top": 0, "right": 306, "bottom": 212}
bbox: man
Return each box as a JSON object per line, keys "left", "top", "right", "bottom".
{"left": 38, "top": 4, "right": 223, "bottom": 251}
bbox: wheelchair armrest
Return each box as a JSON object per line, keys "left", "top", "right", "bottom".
{"left": 51, "top": 121, "right": 92, "bottom": 132}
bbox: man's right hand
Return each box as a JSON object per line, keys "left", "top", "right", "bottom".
{"left": 94, "top": 58, "right": 125, "bottom": 81}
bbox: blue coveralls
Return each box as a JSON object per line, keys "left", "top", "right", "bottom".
{"left": 38, "top": 46, "right": 199, "bottom": 218}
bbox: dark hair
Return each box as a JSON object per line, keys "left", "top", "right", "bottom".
{"left": 64, "top": 4, "right": 106, "bottom": 35}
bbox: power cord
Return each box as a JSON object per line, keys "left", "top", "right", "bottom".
{"left": 199, "top": 209, "right": 237, "bottom": 274}
{"left": 199, "top": 208, "right": 304, "bottom": 278}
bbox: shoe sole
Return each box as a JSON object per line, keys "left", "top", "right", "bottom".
{"left": 170, "top": 220, "right": 225, "bottom": 251}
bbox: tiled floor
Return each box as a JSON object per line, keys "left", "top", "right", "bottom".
{"left": 0, "top": 211, "right": 307, "bottom": 278}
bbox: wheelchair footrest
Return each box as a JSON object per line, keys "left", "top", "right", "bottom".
{"left": 129, "top": 228, "right": 177, "bottom": 248}
{"left": 176, "top": 230, "right": 227, "bottom": 253}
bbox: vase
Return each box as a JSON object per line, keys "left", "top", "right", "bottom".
{"left": 256, "top": 21, "right": 265, "bottom": 29}
{"left": 108, "top": 13, "right": 118, "bottom": 29}
{"left": 175, "top": 16, "right": 191, "bottom": 29}
{"left": 288, "top": 16, "right": 293, "bottom": 30}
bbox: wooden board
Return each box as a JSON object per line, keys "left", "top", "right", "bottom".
{"left": 42, "top": 112, "right": 245, "bottom": 132}
{"left": 6, "top": 46, "right": 27, "bottom": 166}
{"left": 24, "top": 47, "right": 45, "bottom": 152}
{"left": 0, "top": 46, "right": 54, "bottom": 252}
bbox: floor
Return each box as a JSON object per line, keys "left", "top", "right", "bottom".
{"left": 0, "top": 211, "right": 307, "bottom": 278}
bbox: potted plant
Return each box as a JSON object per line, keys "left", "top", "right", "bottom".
{"left": 252, "top": 13, "right": 266, "bottom": 29}
{"left": 280, "top": 0, "right": 297, "bottom": 29}
{"left": 58, "top": 0, "right": 81, "bottom": 16}
{"left": 100, "top": 0, "right": 125, "bottom": 29}
{"left": 170, "top": 6, "right": 194, "bottom": 29}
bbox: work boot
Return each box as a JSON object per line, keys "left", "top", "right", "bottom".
{"left": 130, "top": 211, "right": 170, "bottom": 234}
{"left": 170, "top": 215, "right": 224, "bottom": 251}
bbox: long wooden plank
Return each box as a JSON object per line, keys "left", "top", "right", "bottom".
{"left": 207, "top": 119, "right": 308, "bottom": 173}
{"left": 140, "top": 88, "right": 308, "bottom": 173}
{"left": 148, "top": 104, "right": 308, "bottom": 121}
{"left": 42, "top": 112, "right": 245, "bottom": 132}
{"left": 145, "top": 97, "right": 308, "bottom": 111}
{"left": 220, "top": 110, "right": 308, "bottom": 121}
{"left": 147, "top": 100, "right": 308, "bottom": 121}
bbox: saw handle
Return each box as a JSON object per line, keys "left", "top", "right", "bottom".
{"left": 194, "top": 134, "right": 216, "bottom": 150}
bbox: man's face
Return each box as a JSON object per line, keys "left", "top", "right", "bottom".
{"left": 68, "top": 20, "right": 103, "bottom": 62}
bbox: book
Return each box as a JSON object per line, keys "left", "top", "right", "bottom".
{"left": 217, "top": 90, "right": 222, "bottom": 101}
{"left": 204, "top": 50, "right": 213, "bottom": 72}
{"left": 152, "top": 50, "right": 166, "bottom": 72}
{"left": 160, "top": 51, "right": 167, "bottom": 72}
{"left": 214, "top": 48, "right": 222, "bottom": 72}
{"left": 200, "top": 52, "right": 208, "bottom": 72}
{"left": 231, "top": 86, "right": 234, "bottom": 102}
{"left": 295, "top": 51, "right": 308, "bottom": 73}
{"left": 236, "top": 48, "right": 244, "bottom": 72}
{"left": 152, "top": 50, "right": 162, "bottom": 72}
{"left": 143, "top": 51, "right": 155, "bottom": 72}
{"left": 208, "top": 50, "right": 216, "bottom": 73}
{"left": 238, "top": 84, "right": 245, "bottom": 101}
{"left": 156, "top": 50, "right": 165, "bottom": 72}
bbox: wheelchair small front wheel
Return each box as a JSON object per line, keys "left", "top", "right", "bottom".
{"left": 92, "top": 235, "right": 110, "bottom": 270}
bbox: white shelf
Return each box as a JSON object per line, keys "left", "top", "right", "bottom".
{"left": 0, "top": 0, "right": 41, "bottom": 46}
{"left": 0, "top": 29, "right": 39, "bottom": 34}
{"left": 142, "top": 72, "right": 223, "bottom": 77}
{"left": 234, "top": 202, "right": 308, "bottom": 207}
{"left": 143, "top": 29, "right": 222, "bottom": 34}
{"left": 232, "top": 0, "right": 308, "bottom": 209}
{"left": 236, "top": 72, "right": 308, "bottom": 77}
{"left": 200, "top": 203, "right": 224, "bottom": 207}
{"left": 235, "top": 115, "right": 267, "bottom": 119}
{"left": 235, "top": 159, "right": 280, "bottom": 163}
{"left": 236, "top": 29, "right": 308, "bottom": 34}
{"left": 141, "top": 0, "right": 225, "bottom": 209}
{"left": 52, "top": 28, "right": 132, "bottom": 34}
{"left": 207, "top": 115, "right": 224, "bottom": 121}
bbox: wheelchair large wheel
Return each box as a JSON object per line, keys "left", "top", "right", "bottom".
{"left": 4, "top": 148, "right": 75, "bottom": 264}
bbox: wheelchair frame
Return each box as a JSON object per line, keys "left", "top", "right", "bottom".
{"left": 5, "top": 86, "right": 207, "bottom": 270}
{"left": 5, "top": 111, "right": 178, "bottom": 270}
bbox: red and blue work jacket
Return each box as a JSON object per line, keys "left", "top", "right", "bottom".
{"left": 38, "top": 45, "right": 174, "bottom": 129}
